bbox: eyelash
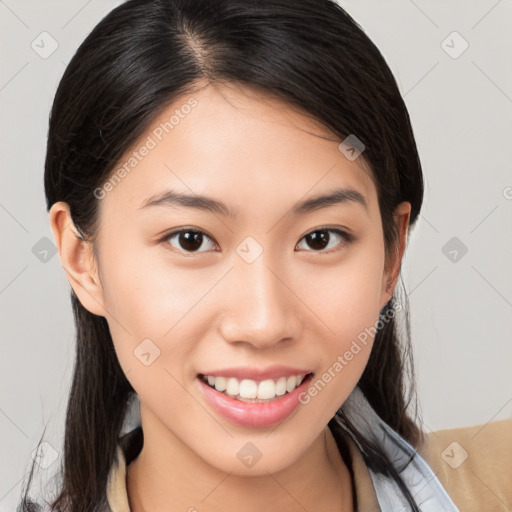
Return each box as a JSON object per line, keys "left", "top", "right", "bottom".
{"left": 159, "top": 226, "right": 355, "bottom": 256}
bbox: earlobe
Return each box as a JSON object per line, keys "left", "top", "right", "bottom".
{"left": 48, "top": 201, "right": 106, "bottom": 317}
{"left": 379, "top": 201, "right": 411, "bottom": 309}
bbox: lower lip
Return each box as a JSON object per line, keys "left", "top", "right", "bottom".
{"left": 196, "top": 374, "right": 313, "bottom": 429}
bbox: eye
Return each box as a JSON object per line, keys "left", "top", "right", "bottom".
{"left": 161, "top": 228, "right": 217, "bottom": 254}
{"left": 159, "top": 226, "right": 354, "bottom": 255}
{"left": 295, "top": 227, "right": 354, "bottom": 253}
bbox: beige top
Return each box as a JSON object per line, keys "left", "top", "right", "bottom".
{"left": 106, "top": 419, "right": 512, "bottom": 511}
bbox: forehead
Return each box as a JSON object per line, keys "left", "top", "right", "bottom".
{"left": 97, "top": 82, "right": 378, "bottom": 223}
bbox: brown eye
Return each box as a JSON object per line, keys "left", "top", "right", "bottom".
{"left": 163, "top": 229, "right": 216, "bottom": 253}
{"left": 296, "top": 228, "right": 353, "bottom": 253}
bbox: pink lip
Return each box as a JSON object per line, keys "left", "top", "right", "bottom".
{"left": 196, "top": 373, "right": 313, "bottom": 428}
{"left": 199, "top": 365, "right": 312, "bottom": 381}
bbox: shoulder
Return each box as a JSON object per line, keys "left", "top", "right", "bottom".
{"left": 417, "top": 418, "right": 512, "bottom": 512}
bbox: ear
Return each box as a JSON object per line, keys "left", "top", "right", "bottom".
{"left": 379, "top": 201, "right": 411, "bottom": 310}
{"left": 48, "top": 201, "right": 106, "bottom": 317}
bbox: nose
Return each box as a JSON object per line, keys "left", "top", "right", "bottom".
{"left": 217, "top": 254, "right": 300, "bottom": 349}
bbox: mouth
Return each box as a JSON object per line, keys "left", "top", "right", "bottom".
{"left": 195, "top": 371, "right": 315, "bottom": 428}
{"left": 198, "top": 372, "right": 314, "bottom": 403}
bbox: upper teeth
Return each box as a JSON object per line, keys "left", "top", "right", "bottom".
{"left": 204, "top": 374, "right": 307, "bottom": 400}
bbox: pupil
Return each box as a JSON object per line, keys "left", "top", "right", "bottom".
{"left": 180, "top": 231, "right": 202, "bottom": 251}
{"left": 307, "top": 230, "right": 329, "bottom": 250}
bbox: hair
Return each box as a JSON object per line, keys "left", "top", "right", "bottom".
{"left": 19, "top": 0, "right": 426, "bottom": 510}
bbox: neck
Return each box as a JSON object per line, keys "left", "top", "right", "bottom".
{"left": 126, "top": 418, "right": 353, "bottom": 512}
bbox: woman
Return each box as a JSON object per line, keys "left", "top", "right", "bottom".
{"left": 19, "top": 0, "right": 511, "bottom": 511}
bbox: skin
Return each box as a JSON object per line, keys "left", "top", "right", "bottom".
{"left": 49, "top": 81, "right": 410, "bottom": 512}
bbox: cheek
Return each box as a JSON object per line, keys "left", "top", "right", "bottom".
{"left": 299, "top": 246, "right": 385, "bottom": 397}
{"left": 99, "top": 241, "right": 221, "bottom": 389}
{"left": 297, "top": 256, "right": 384, "bottom": 416}
{"left": 100, "top": 235, "right": 210, "bottom": 329}
{"left": 303, "top": 247, "right": 385, "bottom": 336}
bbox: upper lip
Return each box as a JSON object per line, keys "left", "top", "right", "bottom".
{"left": 199, "top": 365, "right": 313, "bottom": 381}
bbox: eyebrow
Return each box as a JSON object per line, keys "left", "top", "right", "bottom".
{"left": 138, "top": 187, "right": 368, "bottom": 218}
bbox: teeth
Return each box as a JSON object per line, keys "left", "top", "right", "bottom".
{"left": 203, "top": 373, "right": 308, "bottom": 400}
{"left": 275, "top": 377, "right": 287, "bottom": 396}
{"left": 239, "top": 379, "right": 258, "bottom": 398}
{"left": 226, "top": 377, "right": 239, "bottom": 396}
{"left": 213, "top": 376, "right": 227, "bottom": 392}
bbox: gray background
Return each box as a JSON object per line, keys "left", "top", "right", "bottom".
{"left": 1, "top": 0, "right": 511, "bottom": 509}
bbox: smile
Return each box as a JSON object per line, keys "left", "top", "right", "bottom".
{"left": 196, "top": 371, "right": 314, "bottom": 428}
{"left": 200, "top": 373, "right": 309, "bottom": 402}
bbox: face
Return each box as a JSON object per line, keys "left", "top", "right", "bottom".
{"left": 52, "top": 81, "right": 409, "bottom": 476}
